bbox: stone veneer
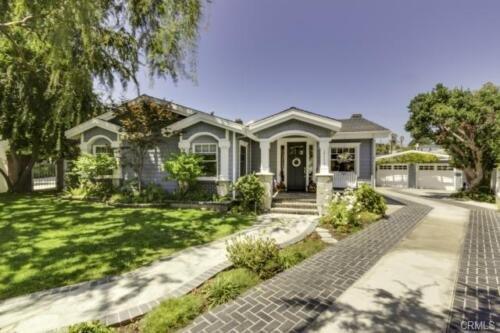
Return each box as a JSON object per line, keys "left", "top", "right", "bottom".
{"left": 316, "top": 174, "right": 333, "bottom": 215}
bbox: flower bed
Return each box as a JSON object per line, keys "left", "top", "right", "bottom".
{"left": 70, "top": 235, "right": 326, "bottom": 333}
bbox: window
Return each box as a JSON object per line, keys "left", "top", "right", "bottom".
{"left": 239, "top": 142, "right": 248, "bottom": 177}
{"left": 379, "top": 165, "right": 392, "bottom": 170}
{"left": 419, "top": 165, "right": 434, "bottom": 171}
{"left": 93, "top": 145, "right": 113, "bottom": 156}
{"left": 193, "top": 143, "right": 218, "bottom": 177}
{"left": 393, "top": 165, "right": 408, "bottom": 170}
{"left": 437, "top": 165, "right": 453, "bottom": 171}
{"left": 331, "top": 147, "right": 356, "bottom": 172}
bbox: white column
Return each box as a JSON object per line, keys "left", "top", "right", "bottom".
{"left": 219, "top": 139, "right": 230, "bottom": 180}
{"left": 318, "top": 138, "right": 331, "bottom": 174}
{"left": 259, "top": 140, "right": 271, "bottom": 174}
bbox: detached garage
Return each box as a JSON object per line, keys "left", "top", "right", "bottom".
{"left": 376, "top": 150, "right": 462, "bottom": 191}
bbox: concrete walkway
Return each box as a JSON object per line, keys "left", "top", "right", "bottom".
{"left": 307, "top": 188, "right": 469, "bottom": 332}
{"left": 0, "top": 214, "right": 317, "bottom": 333}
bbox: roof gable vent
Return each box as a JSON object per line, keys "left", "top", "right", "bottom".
{"left": 351, "top": 113, "right": 363, "bottom": 119}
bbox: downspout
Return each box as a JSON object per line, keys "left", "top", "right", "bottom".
{"left": 232, "top": 131, "right": 237, "bottom": 199}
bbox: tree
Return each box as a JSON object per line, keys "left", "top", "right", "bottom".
{"left": 115, "top": 96, "right": 180, "bottom": 192}
{"left": 390, "top": 133, "right": 398, "bottom": 153}
{"left": 406, "top": 83, "right": 500, "bottom": 189}
{"left": 164, "top": 153, "right": 203, "bottom": 195}
{"left": 0, "top": 0, "right": 203, "bottom": 192}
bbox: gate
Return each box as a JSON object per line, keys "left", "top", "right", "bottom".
{"left": 32, "top": 162, "right": 57, "bottom": 191}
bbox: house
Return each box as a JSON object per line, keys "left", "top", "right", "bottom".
{"left": 376, "top": 150, "right": 462, "bottom": 191}
{"left": 65, "top": 95, "right": 390, "bottom": 211}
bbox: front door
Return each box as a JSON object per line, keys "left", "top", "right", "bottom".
{"left": 287, "top": 142, "right": 306, "bottom": 191}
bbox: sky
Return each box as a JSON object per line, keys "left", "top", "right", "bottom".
{"left": 110, "top": 0, "right": 500, "bottom": 142}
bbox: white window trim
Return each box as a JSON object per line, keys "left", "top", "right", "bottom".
{"left": 330, "top": 142, "right": 361, "bottom": 176}
{"left": 239, "top": 141, "right": 249, "bottom": 177}
{"left": 92, "top": 144, "right": 112, "bottom": 155}
{"left": 193, "top": 142, "right": 219, "bottom": 181}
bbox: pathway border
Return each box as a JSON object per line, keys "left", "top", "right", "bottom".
{"left": 447, "top": 209, "right": 500, "bottom": 332}
{"left": 182, "top": 198, "right": 432, "bottom": 333}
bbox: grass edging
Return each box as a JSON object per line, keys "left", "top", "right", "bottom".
{"left": 104, "top": 236, "right": 327, "bottom": 333}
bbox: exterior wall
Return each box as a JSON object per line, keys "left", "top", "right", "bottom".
{"left": 408, "top": 164, "right": 417, "bottom": 188}
{"left": 253, "top": 119, "right": 332, "bottom": 139}
{"left": 83, "top": 128, "right": 118, "bottom": 142}
{"left": 183, "top": 122, "right": 226, "bottom": 140}
{"left": 250, "top": 140, "right": 261, "bottom": 173}
{"left": 330, "top": 139, "right": 373, "bottom": 179}
{"left": 122, "top": 135, "right": 180, "bottom": 192}
{"left": 270, "top": 141, "right": 277, "bottom": 175}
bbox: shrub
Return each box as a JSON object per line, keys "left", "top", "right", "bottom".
{"left": 450, "top": 187, "right": 496, "bottom": 203}
{"left": 235, "top": 174, "right": 265, "bottom": 212}
{"left": 140, "top": 294, "right": 204, "bottom": 333}
{"left": 354, "top": 184, "right": 387, "bottom": 215}
{"left": 377, "top": 152, "right": 439, "bottom": 164}
{"left": 321, "top": 188, "right": 361, "bottom": 231}
{"left": 201, "top": 268, "right": 260, "bottom": 308}
{"left": 71, "top": 154, "right": 117, "bottom": 186}
{"left": 138, "top": 183, "right": 167, "bottom": 203}
{"left": 226, "top": 236, "right": 283, "bottom": 279}
{"left": 164, "top": 153, "right": 203, "bottom": 195}
{"left": 68, "top": 321, "right": 113, "bottom": 333}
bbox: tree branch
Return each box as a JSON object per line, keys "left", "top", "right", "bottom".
{"left": 0, "top": 15, "right": 34, "bottom": 27}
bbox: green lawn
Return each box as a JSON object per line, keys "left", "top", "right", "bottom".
{"left": 0, "top": 193, "right": 253, "bottom": 300}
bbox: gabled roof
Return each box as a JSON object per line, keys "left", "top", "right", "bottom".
{"left": 247, "top": 107, "right": 342, "bottom": 133}
{"left": 338, "top": 116, "right": 389, "bottom": 132}
{"left": 65, "top": 118, "right": 121, "bottom": 139}
{"left": 166, "top": 112, "right": 246, "bottom": 135}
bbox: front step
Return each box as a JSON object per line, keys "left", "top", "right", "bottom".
{"left": 270, "top": 207, "right": 318, "bottom": 215}
{"left": 272, "top": 201, "right": 317, "bottom": 209}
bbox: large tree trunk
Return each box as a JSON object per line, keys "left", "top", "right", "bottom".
{"left": 0, "top": 167, "right": 12, "bottom": 192}
{"left": 8, "top": 153, "right": 35, "bottom": 193}
{"left": 56, "top": 158, "right": 65, "bottom": 191}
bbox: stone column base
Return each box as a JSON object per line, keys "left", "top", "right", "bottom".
{"left": 316, "top": 173, "right": 333, "bottom": 215}
{"left": 216, "top": 180, "right": 231, "bottom": 198}
{"left": 257, "top": 173, "right": 274, "bottom": 211}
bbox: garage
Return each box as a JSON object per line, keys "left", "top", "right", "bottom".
{"left": 376, "top": 164, "right": 408, "bottom": 188}
{"left": 416, "top": 163, "right": 457, "bottom": 191}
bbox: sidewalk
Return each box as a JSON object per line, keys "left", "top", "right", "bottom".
{"left": 0, "top": 214, "right": 317, "bottom": 333}
{"left": 307, "top": 188, "right": 469, "bottom": 332}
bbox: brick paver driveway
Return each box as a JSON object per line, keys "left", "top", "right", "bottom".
{"left": 183, "top": 200, "right": 431, "bottom": 333}
{"left": 447, "top": 209, "right": 500, "bottom": 332}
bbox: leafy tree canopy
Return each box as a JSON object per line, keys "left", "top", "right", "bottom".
{"left": 0, "top": 0, "right": 204, "bottom": 191}
{"left": 405, "top": 83, "right": 500, "bottom": 189}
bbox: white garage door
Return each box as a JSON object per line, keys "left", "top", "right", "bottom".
{"left": 416, "top": 164, "right": 456, "bottom": 191}
{"left": 376, "top": 164, "right": 408, "bottom": 188}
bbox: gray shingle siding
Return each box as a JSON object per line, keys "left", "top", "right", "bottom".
{"left": 83, "top": 128, "right": 118, "bottom": 142}
{"left": 183, "top": 122, "right": 226, "bottom": 140}
{"left": 250, "top": 140, "right": 260, "bottom": 173}
{"left": 253, "top": 119, "right": 332, "bottom": 139}
{"left": 122, "top": 135, "right": 180, "bottom": 191}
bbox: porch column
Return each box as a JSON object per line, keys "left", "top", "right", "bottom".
{"left": 257, "top": 139, "right": 273, "bottom": 211}
{"left": 217, "top": 139, "right": 231, "bottom": 197}
{"left": 317, "top": 138, "right": 333, "bottom": 215}
{"left": 259, "top": 140, "right": 271, "bottom": 173}
{"left": 319, "top": 138, "right": 331, "bottom": 174}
